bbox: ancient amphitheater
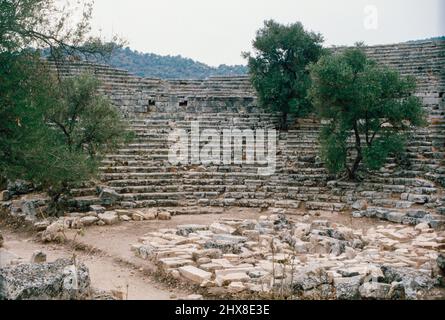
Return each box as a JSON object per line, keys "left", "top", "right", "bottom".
{"left": 54, "top": 40, "right": 444, "bottom": 226}
{"left": 1, "top": 40, "right": 444, "bottom": 300}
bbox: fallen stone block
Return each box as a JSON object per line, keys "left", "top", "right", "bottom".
{"left": 333, "top": 276, "right": 363, "bottom": 300}
{"left": 210, "top": 223, "right": 236, "bottom": 234}
{"left": 131, "top": 211, "right": 145, "bottom": 221}
{"left": 120, "top": 215, "right": 131, "bottom": 222}
{"left": 98, "top": 211, "right": 119, "bottom": 225}
{"left": 178, "top": 266, "right": 212, "bottom": 284}
{"left": 41, "top": 221, "right": 66, "bottom": 243}
{"left": 99, "top": 188, "right": 121, "bottom": 206}
{"left": 352, "top": 200, "right": 368, "bottom": 211}
{"left": 158, "top": 212, "right": 172, "bottom": 220}
{"left": 159, "top": 258, "right": 194, "bottom": 269}
{"left": 227, "top": 281, "right": 246, "bottom": 294}
{"left": 177, "top": 224, "right": 208, "bottom": 236}
{"left": 386, "top": 212, "right": 404, "bottom": 224}
{"left": 215, "top": 272, "right": 250, "bottom": 286}
{"left": 437, "top": 254, "right": 445, "bottom": 274}
{"left": 0, "top": 190, "right": 10, "bottom": 201}
{"left": 359, "top": 282, "right": 391, "bottom": 299}
{"left": 414, "top": 223, "right": 431, "bottom": 231}
{"left": 33, "top": 221, "right": 51, "bottom": 232}
{"left": 80, "top": 216, "right": 99, "bottom": 226}
{"left": 89, "top": 205, "right": 105, "bottom": 214}
{"left": 143, "top": 212, "right": 157, "bottom": 220}
{"left": 31, "top": 251, "right": 47, "bottom": 264}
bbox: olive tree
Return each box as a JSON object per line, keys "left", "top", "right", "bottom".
{"left": 309, "top": 46, "right": 426, "bottom": 180}
{"left": 243, "top": 20, "right": 325, "bottom": 129}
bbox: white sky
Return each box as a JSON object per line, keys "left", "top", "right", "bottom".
{"left": 88, "top": 0, "right": 445, "bottom": 66}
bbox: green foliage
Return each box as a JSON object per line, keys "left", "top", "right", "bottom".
{"left": 1, "top": 0, "right": 122, "bottom": 59}
{"left": 0, "top": 54, "right": 130, "bottom": 194}
{"left": 46, "top": 74, "right": 131, "bottom": 157}
{"left": 319, "top": 123, "right": 349, "bottom": 174}
{"left": 309, "top": 45, "right": 426, "bottom": 179}
{"left": 0, "top": 0, "right": 131, "bottom": 214}
{"left": 244, "top": 20, "right": 325, "bottom": 128}
{"left": 106, "top": 47, "right": 247, "bottom": 79}
{"left": 363, "top": 133, "right": 405, "bottom": 171}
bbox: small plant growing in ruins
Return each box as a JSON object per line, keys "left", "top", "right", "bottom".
{"left": 243, "top": 20, "right": 325, "bottom": 130}
{"left": 309, "top": 45, "right": 426, "bottom": 180}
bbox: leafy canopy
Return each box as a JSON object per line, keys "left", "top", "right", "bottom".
{"left": 309, "top": 45, "right": 426, "bottom": 179}
{"left": 244, "top": 20, "right": 325, "bottom": 128}
{"left": 0, "top": 0, "right": 131, "bottom": 214}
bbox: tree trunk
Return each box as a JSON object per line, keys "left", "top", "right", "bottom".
{"left": 348, "top": 153, "right": 363, "bottom": 180}
{"left": 280, "top": 112, "right": 288, "bottom": 131}
{"left": 348, "top": 121, "right": 363, "bottom": 180}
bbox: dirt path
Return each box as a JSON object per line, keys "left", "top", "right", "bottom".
{"left": 0, "top": 228, "right": 176, "bottom": 300}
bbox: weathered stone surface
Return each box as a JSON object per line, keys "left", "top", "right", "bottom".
{"left": 0, "top": 259, "right": 91, "bottom": 300}
{"left": 178, "top": 266, "right": 212, "bottom": 284}
{"left": 0, "top": 232, "right": 3, "bottom": 247}
{"left": 293, "top": 268, "right": 332, "bottom": 293}
{"left": 387, "top": 212, "right": 404, "bottom": 224}
{"left": 388, "top": 282, "right": 406, "bottom": 300}
{"left": 380, "top": 266, "right": 437, "bottom": 299}
{"left": 131, "top": 211, "right": 145, "bottom": 221}
{"left": 31, "top": 251, "right": 47, "bottom": 264}
{"left": 414, "top": 222, "right": 430, "bottom": 231}
{"left": 119, "top": 215, "right": 131, "bottom": 222}
{"left": 333, "top": 276, "right": 363, "bottom": 300}
{"left": 7, "top": 180, "right": 33, "bottom": 195}
{"left": 437, "top": 254, "right": 445, "bottom": 273}
{"left": 0, "top": 190, "right": 10, "bottom": 201}
{"left": 227, "top": 281, "right": 246, "bottom": 293}
{"left": 98, "top": 211, "right": 119, "bottom": 225}
{"left": 80, "top": 216, "right": 99, "bottom": 226}
{"left": 210, "top": 223, "right": 236, "bottom": 234}
{"left": 177, "top": 224, "right": 208, "bottom": 236}
{"left": 89, "top": 205, "right": 105, "bottom": 214}
{"left": 158, "top": 212, "right": 172, "bottom": 220}
{"left": 352, "top": 200, "right": 368, "bottom": 211}
{"left": 359, "top": 282, "right": 391, "bottom": 299}
{"left": 41, "top": 221, "right": 65, "bottom": 243}
{"left": 33, "top": 220, "right": 51, "bottom": 231}
{"left": 143, "top": 212, "right": 157, "bottom": 220}
{"left": 216, "top": 272, "right": 250, "bottom": 286}
{"left": 99, "top": 188, "right": 120, "bottom": 205}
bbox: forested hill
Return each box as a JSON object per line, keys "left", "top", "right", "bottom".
{"left": 108, "top": 47, "right": 248, "bottom": 80}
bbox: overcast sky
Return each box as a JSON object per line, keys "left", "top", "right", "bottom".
{"left": 89, "top": 0, "right": 445, "bottom": 66}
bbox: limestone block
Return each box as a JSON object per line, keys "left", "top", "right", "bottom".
{"left": 98, "top": 211, "right": 119, "bottom": 225}
{"left": 158, "top": 212, "right": 172, "bottom": 220}
{"left": 31, "top": 251, "right": 47, "bottom": 264}
{"left": 178, "top": 266, "right": 212, "bottom": 284}
{"left": 80, "top": 216, "right": 99, "bottom": 226}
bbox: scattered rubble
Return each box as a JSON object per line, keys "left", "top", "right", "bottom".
{"left": 352, "top": 207, "right": 444, "bottom": 228}
{"left": 132, "top": 214, "right": 444, "bottom": 300}
{"left": 34, "top": 208, "right": 181, "bottom": 242}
